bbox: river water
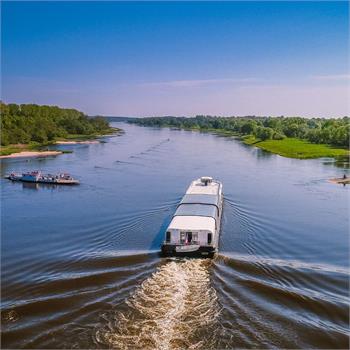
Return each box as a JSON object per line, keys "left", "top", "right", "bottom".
{"left": 1, "top": 122, "right": 349, "bottom": 349}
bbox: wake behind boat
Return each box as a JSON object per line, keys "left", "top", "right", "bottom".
{"left": 5, "top": 171, "right": 79, "bottom": 185}
{"left": 161, "top": 176, "right": 223, "bottom": 258}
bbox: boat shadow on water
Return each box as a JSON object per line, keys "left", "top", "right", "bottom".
{"left": 20, "top": 182, "right": 60, "bottom": 190}
{"left": 11, "top": 181, "right": 77, "bottom": 191}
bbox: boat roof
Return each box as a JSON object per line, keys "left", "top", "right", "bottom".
{"left": 180, "top": 193, "right": 219, "bottom": 207}
{"left": 168, "top": 216, "right": 216, "bottom": 233}
{"left": 186, "top": 178, "right": 221, "bottom": 196}
{"left": 175, "top": 204, "right": 218, "bottom": 220}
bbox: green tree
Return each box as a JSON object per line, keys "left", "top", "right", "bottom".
{"left": 255, "top": 126, "right": 274, "bottom": 140}
{"left": 241, "top": 121, "right": 257, "bottom": 135}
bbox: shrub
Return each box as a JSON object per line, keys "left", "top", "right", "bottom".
{"left": 273, "top": 132, "right": 285, "bottom": 140}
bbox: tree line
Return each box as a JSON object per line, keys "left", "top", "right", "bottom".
{"left": 130, "top": 115, "right": 349, "bottom": 148}
{"left": 0, "top": 102, "right": 111, "bottom": 146}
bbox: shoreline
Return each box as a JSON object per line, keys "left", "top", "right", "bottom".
{"left": 55, "top": 140, "right": 100, "bottom": 145}
{"left": 0, "top": 150, "right": 63, "bottom": 159}
{"left": 0, "top": 127, "right": 123, "bottom": 157}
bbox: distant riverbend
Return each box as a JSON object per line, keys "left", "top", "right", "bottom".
{"left": 129, "top": 116, "right": 349, "bottom": 160}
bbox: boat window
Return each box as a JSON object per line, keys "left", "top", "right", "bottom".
{"left": 166, "top": 231, "right": 171, "bottom": 243}
{"left": 180, "top": 232, "right": 186, "bottom": 243}
{"left": 207, "top": 233, "right": 212, "bottom": 244}
{"left": 192, "top": 233, "right": 198, "bottom": 242}
{"left": 187, "top": 232, "right": 192, "bottom": 243}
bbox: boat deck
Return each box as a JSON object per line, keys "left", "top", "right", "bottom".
{"left": 186, "top": 178, "right": 221, "bottom": 196}
{"left": 5, "top": 173, "right": 79, "bottom": 185}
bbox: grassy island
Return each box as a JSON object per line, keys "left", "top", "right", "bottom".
{"left": 0, "top": 102, "right": 120, "bottom": 156}
{"left": 130, "top": 115, "right": 349, "bottom": 159}
{"left": 243, "top": 136, "right": 348, "bottom": 159}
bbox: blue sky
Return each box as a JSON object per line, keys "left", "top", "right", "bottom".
{"left": 1, "top": 1, "right": 349, "bottom": 116}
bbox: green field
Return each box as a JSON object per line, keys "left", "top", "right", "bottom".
{"left": 243, "top": 136, "right": 349, "bottom": 159}
{"left": 181, "top": 128, "right": 348, "bottom": 159}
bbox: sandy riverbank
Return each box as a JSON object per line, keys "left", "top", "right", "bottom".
{"left": 55, "top": 140, "right": 100, "bottom": 145}
{"left": 328, "top": 177, "right": 350, "bottom": 185}
{"left": 0, "top": 151, "right": 63, "bottom": 159}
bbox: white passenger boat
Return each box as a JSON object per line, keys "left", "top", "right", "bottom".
{"left": 161, "top": 176, "right": 223, "bottom": 258}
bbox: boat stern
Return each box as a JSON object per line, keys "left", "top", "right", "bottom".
{"left": 160, "top": 222, "right": 217, "bottom": 258}
{"left": 161, "top": 242, "right": 216, "bottom": 258}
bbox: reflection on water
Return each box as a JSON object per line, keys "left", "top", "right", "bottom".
{"left": 21, "top": 182, "right": 67, "bottom": 191}
{"left": 322, "top": 154, "right": 350, "bottom": 169}
{"left": 22, "top": 182, "right": 39, "bottom": 190}
{"left": 1, "top": 123, "right": 349, "bottom": 349}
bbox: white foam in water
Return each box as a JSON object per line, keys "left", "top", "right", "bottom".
{"left": 97, "top": 259, "right": 220, "bottom": 350}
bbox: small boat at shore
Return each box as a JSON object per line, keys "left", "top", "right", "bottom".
{"left": 161, "top": 176, "right": 223, "bottom": 258}
{"left": 5, "top": 171, "right": 79, "bottom": 185}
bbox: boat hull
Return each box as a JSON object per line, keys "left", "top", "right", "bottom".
{"left": 161, "top": 244, "right": 216, "bottom": 258}
{"left": 5, "top": 175, "right": 79, "bottom": 185}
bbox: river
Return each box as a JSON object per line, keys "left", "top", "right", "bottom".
{"left": 1, "top": 122, "right": 349, "bottom": 349}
